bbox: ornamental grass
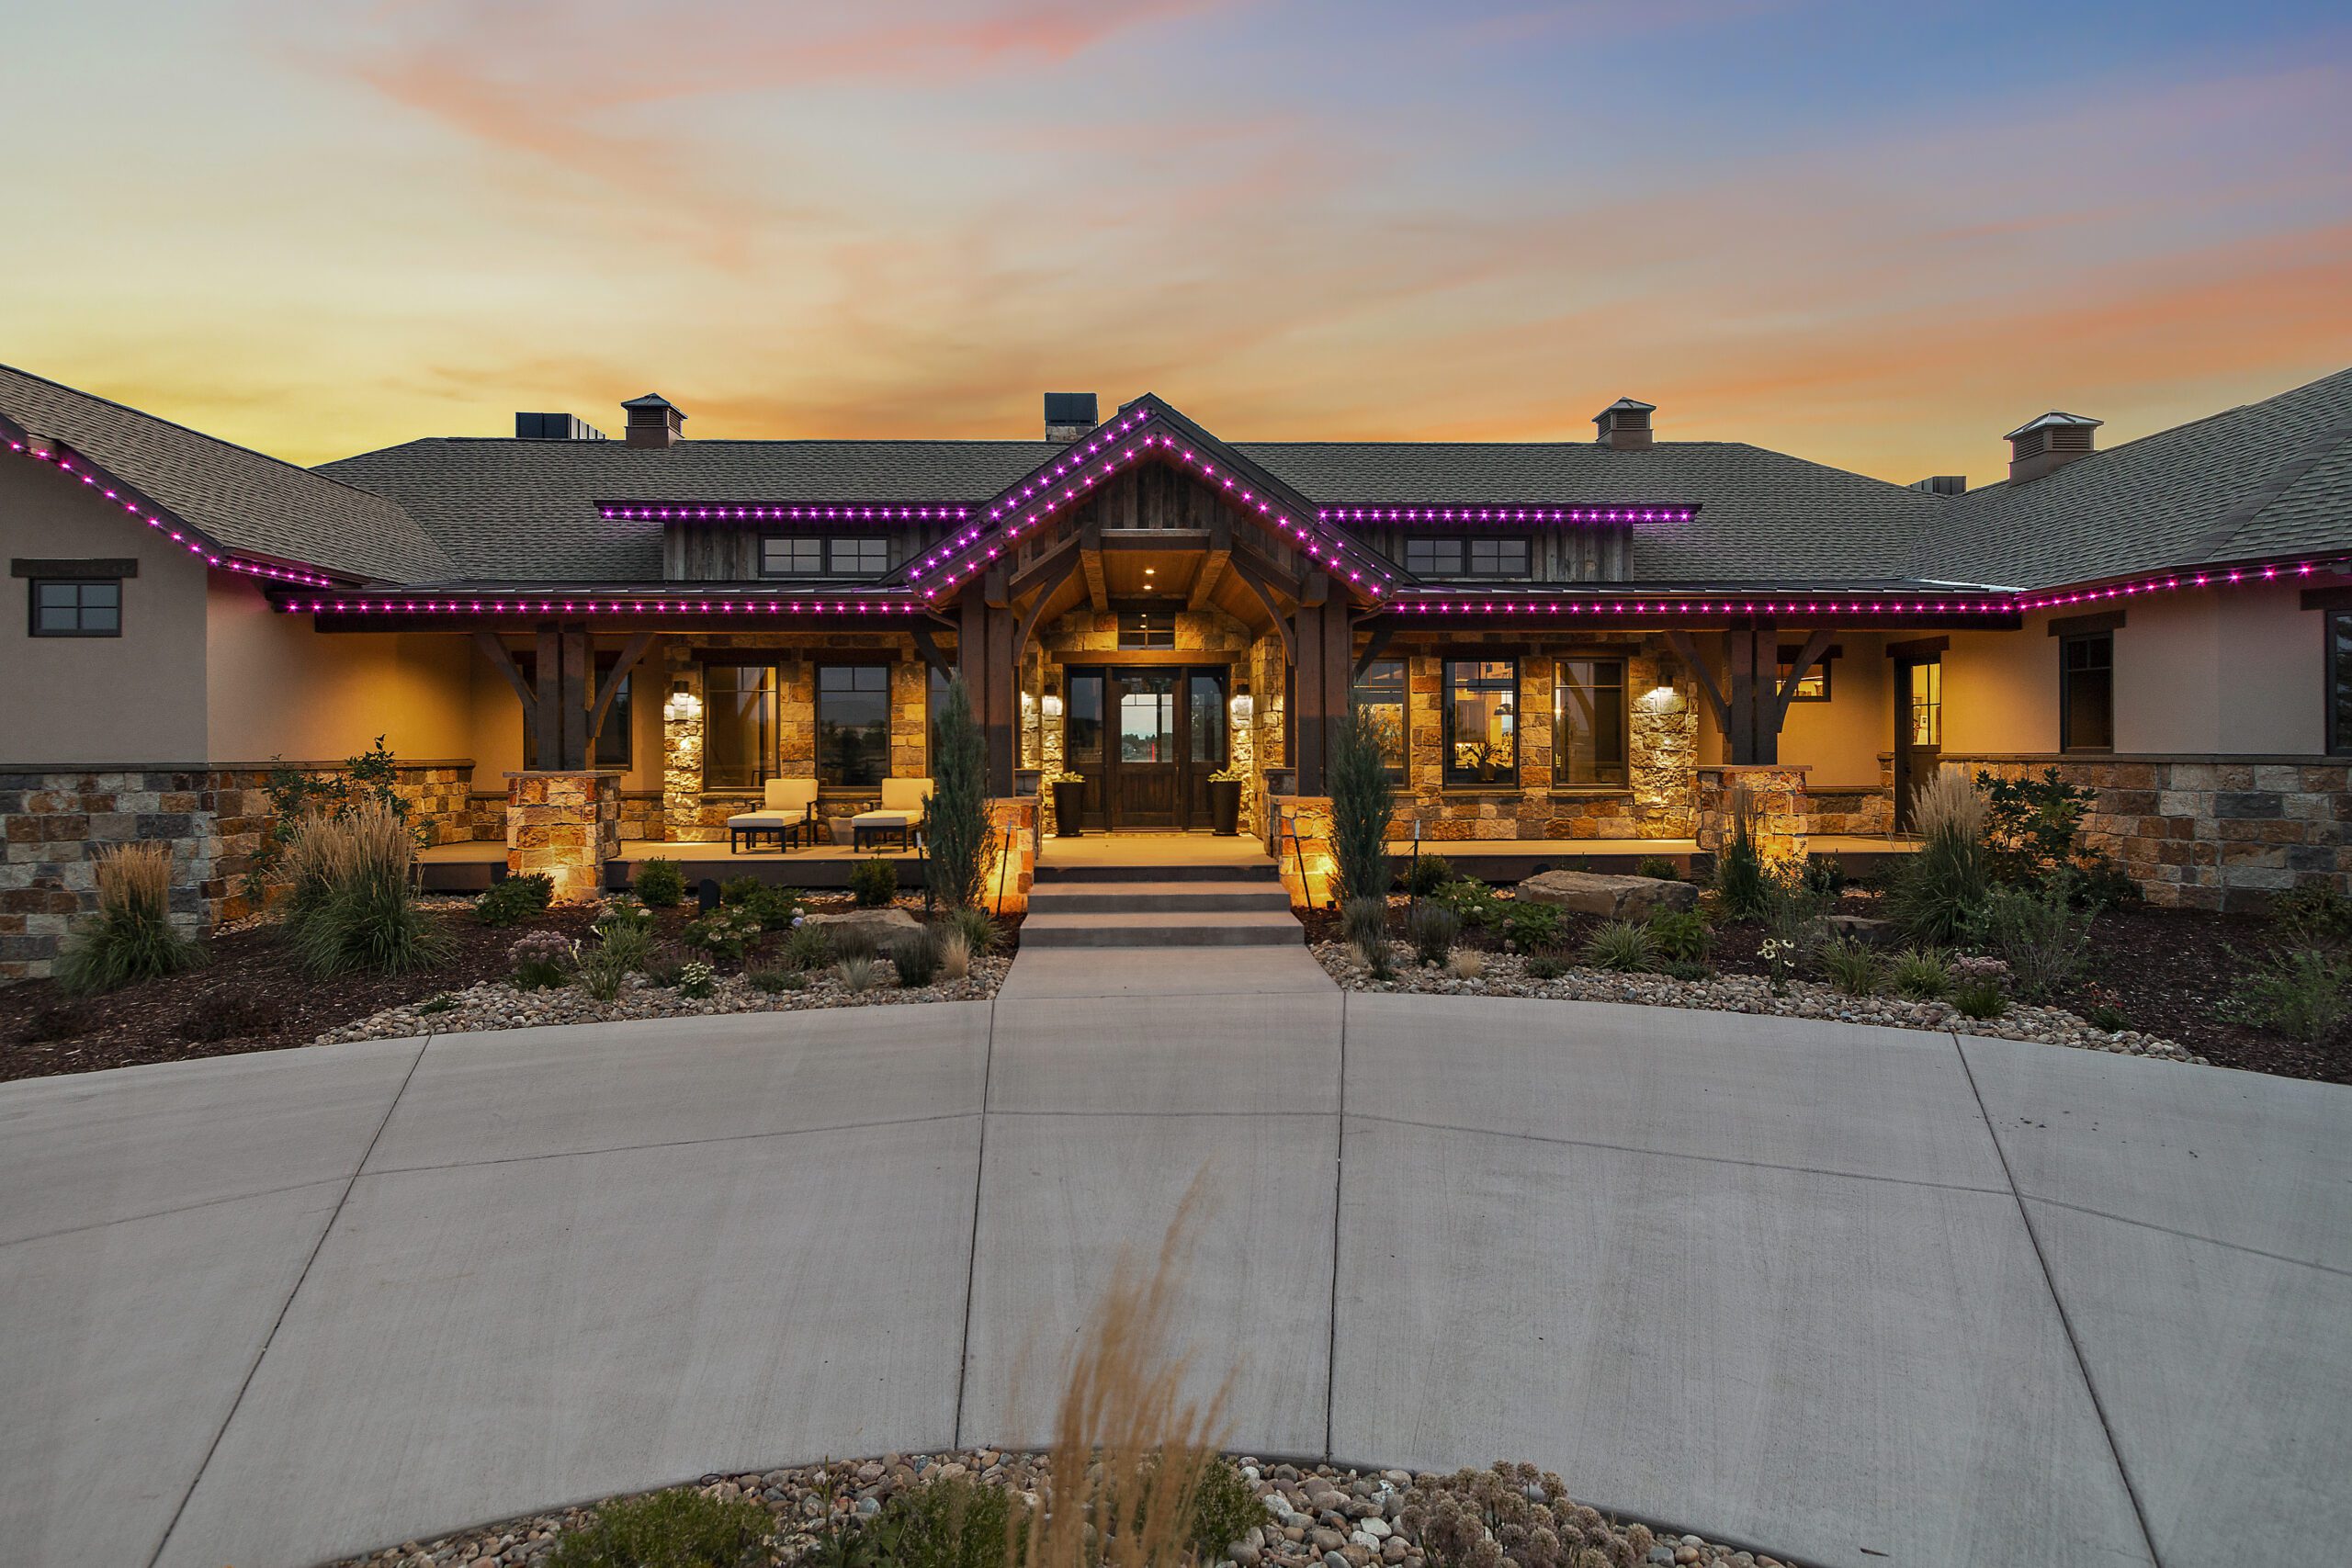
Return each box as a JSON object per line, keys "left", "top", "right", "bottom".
{"left": 54, "top": 840, "right": 206, "bottom": 996}
{"left": 281, "top": 802, "right": 448, "bottom": 977}
{"left": 1888, "top": 768, "right": 1991, "bottom": 944}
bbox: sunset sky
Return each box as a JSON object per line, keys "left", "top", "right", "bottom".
{"left": 7, "top": 0, "right": 2350, "bottom": 482}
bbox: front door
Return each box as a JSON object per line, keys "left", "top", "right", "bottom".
{"left": 1065, "top": 665, "right": 1230, "bottom": 829}
{"left": 1113, "top": 670, "right": 1181, "bottom": 827}
{"left": 1894, "top": 656, "right": 1942, "bottom": 830}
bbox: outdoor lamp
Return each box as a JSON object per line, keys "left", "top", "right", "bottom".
{"left": 1653, "top": 655, "right": 1680, "bottom": 693}
{"left": 665, "top": 680, "right": 700, "bottom": 721}
{"left": 1042, "top": 693, "right": 1064, "bottom": 719}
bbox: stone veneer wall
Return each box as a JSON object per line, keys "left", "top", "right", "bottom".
{"left": 985, "top": 795, "right": 1038, "bottom": 913}
{"left": 1694, "top": 765, "right": 1811, "bottom": 865}
{"left": 1268, "top": 794, "right": 1335, "bottom": 908}
{"left": 1930, "top": 753, "right": 2352, "bottom": 911}
{"left": 504, "top": 771, "right": 619, "bottom": 903}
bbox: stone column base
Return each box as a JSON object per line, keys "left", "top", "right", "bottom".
{"left": 1696, "top": 765, "right": 1811, "bottom": 865}
{"left": 1271, "top": 794, "right": 1335, "bottom": 908}
{"left": 984, "top": 796, "right": 1038, "bottom": 913}
{"left": 505, "top": 771, "right": 620, "bottom": 904}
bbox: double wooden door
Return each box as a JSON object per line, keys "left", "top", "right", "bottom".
{"left": 1063, "top": 665, "right": 1229, "bottom": 829}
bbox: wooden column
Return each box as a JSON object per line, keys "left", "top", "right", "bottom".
{"left": 1289, "top": 575, "right": 1349, "bottom": 794}
{"left": 959, "top": 584, "right": 1018, "bottom": 796}
{"left": 532, "top": 623, "right": 565, "bottom": 773}
{"left": 559, "top": 625, "right": 591, "bottom": 770}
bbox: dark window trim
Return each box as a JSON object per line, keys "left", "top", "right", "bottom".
{"left": 1442, "top": 657, "right": 1520, "bottom": 787}
{"left": 701, "top": 660, "right": 782, "bottom": 792}
{"left": 2331, "top": 610, "right": 2352, "bottom": 757}
{"left": 757, "top": 534, "right": 893, "bottom": 579}
{"left": 1552, "top": 655, "right": 1629, "bottom": 788}
{"left": 2048, "top": 609, "right": 2126, "bottom": 637}
{"left": 815, "top": 660, "right": 894, "bottom": 788}
{"left": 1886, "top": 635, "right": 1949, "bottom": 660}
{"left": 1775, "top": 643, "right": 1838, "bottom": 703}
{"left": 28, "top": 578, "right": 123, "bottom": 638}
{"left": 1406, "top": 536, "right": 1530, "bottom": 578}
{"left": 515, "top": 649, "right": 635, "bottom": 769}
{"left": 1348, "top": 656, "right": 1410, "bottom": 782}
{"left": 13, "top": 558, "right": 138, "bottom": 579}
{"left": 2058, "top": 630, "right": 2115, "bottom": 754}
{"left": 1116, "top": 610, "right": 1178, "bottom": 649}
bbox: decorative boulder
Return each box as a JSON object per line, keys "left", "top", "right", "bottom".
{"left": 804, "top": 908, "right": 924, "bottom": 953}
{"left": 1826, "top": 914, "right": 1896, "bottom": 945}
{"left": 1515, "top": 868, "right": 1698, "bottom": 919}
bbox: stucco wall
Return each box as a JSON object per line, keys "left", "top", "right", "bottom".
{"left": 0, "top": 458, "right": 208, "bottom": 764}
{"left": 1775, "top": 635, "right": 1888, "bottom": 787}
{"left": 466, "top": 635, "right": 667, "bottom": 794}
{"left": 206, "top": 584, "right": 474, "bottom": 762}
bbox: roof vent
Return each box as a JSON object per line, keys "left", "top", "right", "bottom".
{"left": 1593, "top": 397, "right": 1656, "bottom": 452}
{"left": 2005, "top": 412, "right": 2099, "bottom": 484}
{"left": 1908, "top": 475, "right": 1967, "bottom": 496}
{"left": 514, "top": 412, "right": 608, "bottom": 441}
{"left": 1044, "top": 392, "right": 1099, "bottom": 444}
{"left": 622, "top": 393, "right": 685, "bottom": 449}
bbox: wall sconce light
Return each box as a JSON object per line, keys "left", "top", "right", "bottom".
{"left": 664, "top": 680, "right": 700, "bottom": 721}
{"left": 1653, "top": 655, "right": 1680, "bottom": 693}
{"left": 1229, "top": 693, "right": 1254, "bottom": 720}
{"left": 1042, "top": 694, "right": 1064, "bottom": 719}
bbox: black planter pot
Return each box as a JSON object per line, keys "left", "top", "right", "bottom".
{"left": 1051, "top": 779, "right": 1087, "bottom": 837}
{"left": 1206, "top": 778, "right": 1243, "bottom": 836}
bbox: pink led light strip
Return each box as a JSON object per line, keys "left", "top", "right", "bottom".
{"left": 2013, "top": 557, "right": 2340, "bottom": 611}
{"left": 1319, "top": 504, "right": 1697, "bottom": 525}
{"left": 6, "top": 435, "right": 335, "bottom": 588}
{"left": 278, "top": 596, "right": 920, "bottom": 616}
{"left": 599, "top": 503, "right": 976, "bottom": 523}
{"left": 1397, "top": 596, "right": 2008, "bottom": 618}
{"left": 913, "top": 408, "right": 1393, "bottom": 597}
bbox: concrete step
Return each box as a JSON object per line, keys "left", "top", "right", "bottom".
{"left": 1034, "top": 860, "right": 1279, "bottom": 883}
{"left": 1025, "top": 880, "right": 1293, "bottom": 914}
{"left": 1018, "top": 910, "right": 1304, "bottom": 948}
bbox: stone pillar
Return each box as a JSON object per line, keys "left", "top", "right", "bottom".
{"left": 661, "top": 649, "right": 717, "bottom": 843}
{"left": 984, "top": 795, "right": 1038, "bottom": 914}
{"left": 1695, "top": 764, "right": 1810, "bottom": 866}
{"left": 505, "top": 771, "right": 620, "bottom": 904}
{"left": 1269, "top": 793, "right": 1335, "bottom": 908}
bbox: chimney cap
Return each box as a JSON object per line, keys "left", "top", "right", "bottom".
{"left": 1596, "top": 397, "right": 1657, "bottom": 416}
{"left": 623, "top": 393, "right": 684, "bottom": 414}
{"left": 2003, "top": 411, "right": 2100, "bottom": 442}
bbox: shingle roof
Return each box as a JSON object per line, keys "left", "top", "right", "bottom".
{"left": 1918, "top": 366, "right": 2352, "bottom": 589}
{"left": 0, "top": 364, "right": 452, "bottom": 583}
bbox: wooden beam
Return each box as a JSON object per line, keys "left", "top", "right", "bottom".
{"left": 1726, "top": 622, "right": 1763, "bottom": 765}
{"left": 1351, "top": 622, "right": 1396, "bottom": 682}
{"left": 1079, "top": 517, "right": 1108, "bottom": 613}
{"left": 1294, "top": 601, "right": 1326, "bottom": 794}
{"left": 910, "top": 623, "right": 955, "bottom": 681}
{"left": 1013, "top": 549, "right": 1082, "bottom": 657}
{"left": 475, "top": 629, "right": 537, "bottom": 727}
{"left": 585, "top": 631, "right": 654, "bottom": 758}
{"left": 559, "top": 625, "right": 592, "bottom": 770}
{"left": 1767, "top": 626, "right": 1836, "bottom": 739}
{"left": 985, "top": 581, "right": 1017, "bottom": 794}
{"left": 531, "top": 623, "right": 563, "bottom": 773}
{"left": 1007, "top": 531, "right": 1081, "bottom": 600}
{"left": 1662, "top": 627, "right": 1730, "bottom": 732}
{"left": 1228, "top": 550, "right": 1295, "bottom": 663}
{"left": 1189, "top": 514, "right": 1231, "bottom": 611}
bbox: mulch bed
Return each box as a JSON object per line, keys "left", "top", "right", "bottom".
{"left": 1305, "top": 889, "right": 2348, "bottom": 1086}
{"left": 0, "top": 894, "right": 1020, "bottom": 1085}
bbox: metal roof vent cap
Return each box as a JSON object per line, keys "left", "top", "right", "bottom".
{"left": 1593, "top": 397, "right": 1656, "bottom": 452}
{"left": 2005, "top": 412, "right": 2100, "bottom": 484}
{"left": 622, "top": 393, "right": 685, "bottom": 449}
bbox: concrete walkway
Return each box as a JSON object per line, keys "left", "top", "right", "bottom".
{"left": 3, "top": 950, "right": 2346, "bottom": 1568}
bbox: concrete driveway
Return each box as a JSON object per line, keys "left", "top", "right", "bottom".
{"left": 3, "top": 949, "right": 2346, "bottom": 1568}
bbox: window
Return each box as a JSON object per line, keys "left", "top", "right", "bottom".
{"left": 1065, "top": 672, "right": 1104, "bottom": 764}
{"left": 1554, "top": 659, "right": 1628, "bottom": 787}
{"left": 1776, "top": 646, "right": 1833, "bottom": 702}
{"left": 1906, "top": 660, "right": 1942, "bottom": 747}
{"left": 2332, "top": 612, "right": 2352, "bottom": 755}
{"left": 1405, "top": 538, "right": 1525, "bottom": 577}
{"left": 2060, "top": 633, "right": 2113, "bottom": 751}
{"left": 817, "top": 663, "right": 890, "bottom": 786}
{"left": 1442, "top": 660, "right": 1518, "bottom": 785}
{"left": 703, "top": 664, "right": 776, "bottom": 790}
{"left": 1117, "top": 610, "right": 1176, "bottom": 649}
{"left": 29, "top": 579, "right": 119, "bottom": 637}
{"left": 759, "top": 536, "right": 890, "bottom": 577}
{"left": 518, "top": 652, "right": 632, "bottom": 769}
{"left": 1349, "top": 659, "right": 1408, "bottom": 779}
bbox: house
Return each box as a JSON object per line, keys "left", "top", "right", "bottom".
{"left": 4, "top": 364, "right": 2348, "bottom": 980}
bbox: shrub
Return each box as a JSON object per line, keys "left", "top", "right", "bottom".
{"left": 546, "top": 1485, "right": 772, "bottom": 1568}
{"left": 1890, "top": 946, "right": 1952, "bottom": 1000}
{"left": 1817, "top": 935, "right": 1885, "bottom": 997}
{"left": 1888, "top": 770, "right": 1990, "bottom": 944}
{"left": 835, "top": 953, "right": 882, "bottom": 992}
{"left": 1645, "top": 908, "right": 1711, "bottom": 964}
{"left": 2232, "top": 947, "right": 2352, "bottom": 1042}
{"left": 850, "top": 857, "right": 899, "bottom": 908}
{"left": 741, "top": 884, "right": 806, "bottom": 932}
{"left": 926, "top": 674, "right": 992, "bottom": 910}
{"left": 719, "top": 874, "right": 763, "bottom": 908}
{"left": 2273, "top": 882, "right": 2352, "bottom": 947}
{"left": 634, "top": 858, "right": 685, "bottom": 908}
{"left": 947, "top": 906, "right": 997, "bottom": 957}
{"left": 1713, "top": 784, "right": 1770, "bottom": 920}
{"left": 1406, "top": 902, "right": 1460, "bottom": 965}
{"left": 1979, "top": 766, "right": 2098, "bottom": 886}
{"left": 1636, "top": 854, "right": 1679, "bottom": 881}
{"left": 892, "top": 924, "right": 944, "bottom": 987}
{"left": 1580, "top": 920, "right": 1656, "bottom": 974}
{"left": 1189, "top": 1456, "right": 1264, "bottom": 1562}
{"left": 1341, "top": 895, "right": 1389, "bottom": 961}
{"left": 53, "top": 841, "right": 206, "bottom": 996}
{"left": 1953, "top": 980, "right": 2007, "bottom": 1020}
{"left": 1973, "top": 871, "right": 2096, "bottom": 1000}
{"left": 868, "top": 1475, "right": 1019, "bottom": 1568}
{"left": 1403, "top": 1465, "right": 1655, "bottom": 1568}
{"left": 1803, "top": 854, "right": 1847, "bottom": 898}
{"left": 681, "top": 907, "right": 762, "bottom": 962}
{"left": 1430, "top": 877, "right": 1502, "bottom": 928}
{"left": 1401, "top": 853, "right": 1455, "bottom": 897}
{"left": 2085, "top": 1001, "right": 2131, "bottom": 1033}
{"left": 593, "top": 912, "right": 658, "bottom": 974}
{"left": 782, "top": 922, "right": 832, "bottom": 972}
{"left": 1329, "top": 707, "right": 1396, "bottom": 906}
{"left": 750, "top": 968, "right": 807, "bottom": 993}
{"left": 830, "top": 926, "right": 879, "bottom": 964}
{"left": 1757, "top": 863, "right": 1834, "bottom": 981}
{"left": 283, "top": 804, "right": 447, "bottom": 978}
{"left": 415, "top": 993, "right": 458, "bottom": 1016}
{"left": 677, "top": 960, "right": 716, "bottom": 999}
{"left": 1524, "top": 953, "right": 1566, "bottom": 981}
{"left": 510, "top": 931, "right": 574, "bottom": 989}
{"left": 1499, "top": 899, "right": 1564, "bottom": 951}
{"left": 1445, "top": 949, "right": 1486, "bottom": 981}
{"left": 247, "top": 735, "right": 413, "bottom": 905}
{"left": 474, "top": 873, "right": 553, "bottom": 927}
{"left": 1661, "top": 958, "right": 1713, "bottom": 982}
{"left": 939, "top": 931, "right": 972, "bottom": 982}
{"left": 576, "top": 942, "right": 631, "bottom": 1002}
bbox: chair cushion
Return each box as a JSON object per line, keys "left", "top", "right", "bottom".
{"left": 852, "top": 810, "right": 914, "bottom": 828}
{"left": 763, "top": 778, "right": 820, "bottom": 813}
{"left": 726, "top": 811, "right": 789, "bottom": 829}
{"left": 878, "top": 777, "right": 933, "bottom": 812}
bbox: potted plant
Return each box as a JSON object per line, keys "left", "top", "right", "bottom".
{"left": 1205, "top": 764, "right": 1247, "bottom": 836}
{"left": 1048, "top": 770, "right": 1088, "bottom": 838}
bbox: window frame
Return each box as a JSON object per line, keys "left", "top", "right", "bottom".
{"left": 700, "top": 660, "right": 779, "bottom": 792}
{"left": 2058, "top": 630, "right": 2115, "bottom": 753}
{"left": 1348, "top": 657, "right": 1409, "bottom": 782}
{"left": 1552, "top": 656, "right": 1630, "bottom": 789}
{"left": 1775, "top": 645, "right": 1835, "bottom": 703}
{"left": 1441, "top": 658, "right": 1520, "bottom": 787}
{"left": 815, "top": 661, "right": 893, "bottom": 788}
{"left": 757, "top": 534, "right": 891, "bottom": 579}
{"left": 1404, "top": 536, "right": 1531, "bottom": 579}
{"left": 1116, "top": 610, "right": 1176, "bottom": 649}
{"left": 2332, "top": 610, "right": 2352, "bottom": 757}
{"left": 28, "top": 578, "right": 121, "bottom": 637}
{"left": 516, "top": 650, "right": 634, "bottom": 770}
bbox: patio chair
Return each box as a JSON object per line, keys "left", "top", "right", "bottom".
{"left": 726, "top": 777, "right": 819, "bottom": 853}
{"left": 846, "top": 775, "right": 933, "bottom": 852}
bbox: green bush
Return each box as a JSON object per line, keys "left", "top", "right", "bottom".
{"left": 865, "top": 1475, "right": 1020, "bottom": 1568}
{"left": 635, "top": 859, "right": 686, "bottom": 908}
{"left": 475, "top": 873, "right": 553, "bottom": 927}
{"left": 1973, "top": 871, "right": 2097, "bottom": 1000}
{"left": 1759, "top": 863, "right": 1834, "bottom": 972}
{"left": 2085, "top": 1001, "right": 2131, "bottom": 1032}
{"left": 782, "top": 922, "right": 832, "bottom": 971}
{"left": 926, "top": 675, "right": 991, "bottom": 911}
{"left": 1817, "top": 935, "right": 1885, "bottom": 997}
{"left": 1499, "top": 899, "right": 1564, "bottom": 951}
{"left": 547, "top": 1485, "right": 773, "bottom": 1568}
{"left": 1803, "top": 855, "right": 1847, "bottom": 898}
{"left": 1580, "top": 919, "right": 1656, "bottom": 973}
{"left": 2273, "top": 883, "right": 2352, "bottom": 947}
{"left": 681, "top": 907, "right": 762, "bottom": 962}
{"left": 1525, "top": 954, "right": 1566, "bottom": 980}
{"left": 246, "top": 734, "right": 414, "bottom": 906}
{"left": 947, "top": 906, "right": 998, "bottom": 957}
{"left": 1341, "top": 895, "right": 1388, "bottom": 950}
{"left": 1401, "top": 853, "right": 1455, "bottom": 897}
{"left": 1329, "top": 707, "right": 1396, "bottom": 906}
{"left": 1713, "top": 787, "right": 1770, "bottom": 920}
{"left": 1979, "top": 766, "right": 2098, "bottom": 886}
{"left": 2232, "top": 947, "right": 2352, "bottom": 1042}
{"left": 742, "top": 884, "right": 806, "bottom": 931}
{"left": 850, "top": 857, "right": 899, "bottom": 908}
{"left": 1952, "top": 980, "right": 2007, "bottom": 1020}
{"left": 594, "top": 911, "right": 658, "bottom": 974}
{"left": 1636, "top": 854, "right": 1679, "bottom": 881}
{"left": 1890, "top": 946, "right": 1952, "bottom": 1000}
{"left": 719, "top": 874, "right": 763, "bottom": 908}
{"left": 750, "top": 968, "right": 807, "bottom": 993}
{"left": 677, "top": 960, "right": 715, "bottom": 999}
{"left": 1189, "top": 1456, "right": 1264, "bottom": 1562}
{"left": 576, "top": 943, "right": 631, "bottom": 1002}
{"left": 1407, "top": 902, "right": 1461, "bottom": 965}
{"left": 53, "top": 842, "right": 206, "bottom": 996}
{"left": 831, "top": 926, "right": 879, "bottom": 964}
{"left": 1430, "top": 877, "right": 1502, "bottom": 928}
{"left": 642, "top": 944, "right": 688, "bottom": 988}
{"left": 892, "top": 924, "right": 944, "bottom": 987}
{"left": 1644, "top": 908, "right": 1712, "bottom": 964}
{"left": 1661, "top": 958, "right": 1713, "bottom": 982}
{"left": 284, "top": 806, "right": 448, "bottom": 978}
